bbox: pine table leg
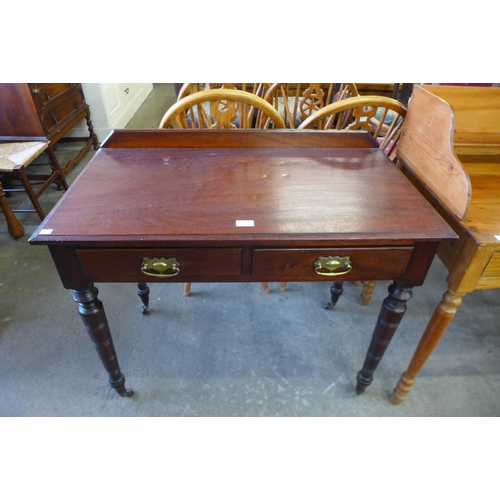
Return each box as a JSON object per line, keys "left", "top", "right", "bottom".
{"left": 391, "top": 288, "right": 464, "bottom": 404}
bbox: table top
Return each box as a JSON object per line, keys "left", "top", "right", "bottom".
{"left": 398, "top": 86, "right": 500, "bottom": 248}
{"left": 30, "top": 129, "right": 455, "bottom": 247}
{"left": 461, "top": 155, "right": 500, "bottom": 246}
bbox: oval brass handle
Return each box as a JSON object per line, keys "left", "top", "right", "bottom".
{"left": 141, "top": 257, "right": 180, "bottom": 277}
{"left": 314, "top": 256, "right": 352, "bottom": 276}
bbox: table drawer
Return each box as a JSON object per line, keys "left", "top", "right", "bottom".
{"left": 77, "top": 248, "right": 242, "bottom": 281}
{"left": 252, "top": 247, "right": 413, "bottom": 281}
{"left": 39, "top": 88, "right": 86, "bottom": 134}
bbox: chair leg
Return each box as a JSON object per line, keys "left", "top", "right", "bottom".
{"left": 15, "top": 166, "right": 46, "bottom": 220}
{"left": 360, "top": 280, "right": 376, "bottom": 305}
{"left": 391, "top": 288, "right": 465, "bottom": 405}
{"left": 184, "top": 283, "right": 191, "bottom": 296}
{"left": 45, "top": 146, "right": 69, "bottom": 191}
{"left": 0, "top": 181, "right": 24, "bottom": 238}
{"left": 262, "top": 283, "right": 287, "bottom": 293}
{"left": 46, "top": 145, "right": 70, "bottom": 188}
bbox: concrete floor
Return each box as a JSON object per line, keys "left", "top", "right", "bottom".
{"left": 1, "top": 84, "right": 500, "bottom": 416}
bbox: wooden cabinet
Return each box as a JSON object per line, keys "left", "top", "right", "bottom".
{"left": 98, "top": 83, "right": 152, "bottom": 127}
{"left": 0, "top": 83, "right": 99, "bottom": 174}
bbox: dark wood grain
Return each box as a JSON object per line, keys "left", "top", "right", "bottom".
{"left": 31, "top": 137, "right": 455, "bottom": 245}
{"left": 29, "top": 83, "right": 78, "bottom": 110}
{"left": 101, "top": 128, "right": 380, "bottom": 149}
{"left": 252, "top": 247, "right": 413, "bottom": 280}
{"left": 0, "top": 85, "right": 44, "bottom": 136}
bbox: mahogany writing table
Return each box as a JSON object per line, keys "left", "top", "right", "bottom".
{"left": 29, "top": 129, "right": 456, "bottom": 398}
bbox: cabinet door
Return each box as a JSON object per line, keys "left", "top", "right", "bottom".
{"left": 99, "top": 83, "right": 125, "bottom": 126}
{"left": 99, "top": 83, "right": 153, "bottom": 129}
{"left": 120, "top": 84, "right": 145, "bottom": 105}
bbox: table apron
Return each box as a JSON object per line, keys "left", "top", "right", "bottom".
{"left": 74, "top": 245, "right": 414, "bottom": 283}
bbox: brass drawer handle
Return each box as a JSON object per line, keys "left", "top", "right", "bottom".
{"left": 314, "top": 256, "right": 352, "bottom": 276}
{"left": 141, "top": 257, "right": 180, "bottom": 277}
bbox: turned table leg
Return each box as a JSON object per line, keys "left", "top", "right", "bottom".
{"left": 136, "top": 282, "right": 150, "bottom": 314}
{"left": 356, "top": 282, "right": 413, "bottom": 394}
{"left": 0, "top": 181, "right": 24, "bottom": 238}
{"left": 73, "top": 285, "right": 133, "bottom": 397}
{"left": 325, "top": 281, "right": 344, "bottom": 310}
{"left": 391, "top": 288, "right": 464, "bottom": 404}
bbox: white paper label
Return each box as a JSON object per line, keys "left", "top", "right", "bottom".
{"left": 495, "top": 235, "right": 500, "bottom": 241}
{"left": 39, "top": 229, "right": 53, "bottom": 235}
{"left": 236, "top": 220, "right": 254, "bottom": 227}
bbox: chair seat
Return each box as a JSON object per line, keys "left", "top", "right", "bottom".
{"left": 0, "top": 139, "right": 66, "bottom": 232}
{"left": 0, "top": 141, "right": 48, "bottom": 172}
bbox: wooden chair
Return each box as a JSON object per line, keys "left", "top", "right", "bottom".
{"left": 390, "top": 85, "right": 500, "bottom": 404}
{"left": 299, "top": 95, "right": 407, "bottom": 158}
{"left": 158, "top": 88, "right": 286, "bottom": 298}
{"left": 160, "top": 88, "right": 284, "bottom": 131}
{"left": 176, "top": 83, "right": 269, "bottom": 101}
{"left": 0, "top": 139, "right": 68, "bottom": 238}
{"left": 263, "top": 83, "right": 358, "bottom": 129}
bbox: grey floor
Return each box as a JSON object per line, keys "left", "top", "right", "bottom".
{"left": 1, "top": 84, "right": 500, "bottom": 417}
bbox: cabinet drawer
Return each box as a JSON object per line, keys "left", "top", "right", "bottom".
{"left": 482, "top": 252, "right": 500, "bottom": 277}
{"left": 252, "top": 247, "right": 413, "bottom": 281}
{"left": 39, "top": 88, "right": 86, "bottom": 134}
{"left": 29, "top": 83, "right": 78, "bottom": 109}
{"left": 77, "top": 248, "right": 242, "bottom": 281}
